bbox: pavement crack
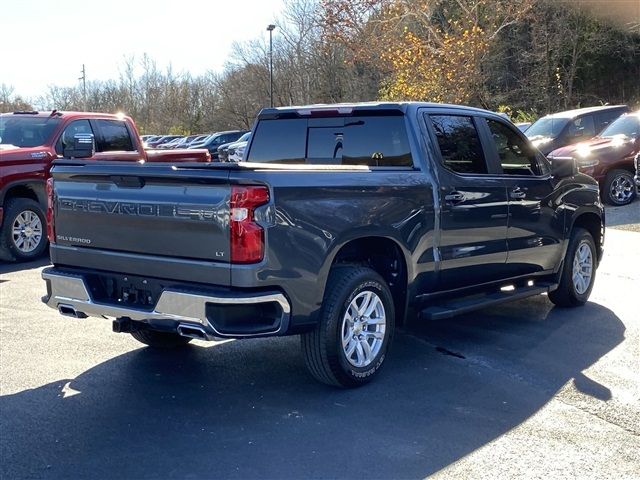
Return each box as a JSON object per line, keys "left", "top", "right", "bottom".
{"left": 554, "top": 396, "right": 640, "bottom": 437}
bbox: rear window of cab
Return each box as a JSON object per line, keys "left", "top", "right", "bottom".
{"left": 246, "top": 116, "right": 413, "bottom": 167}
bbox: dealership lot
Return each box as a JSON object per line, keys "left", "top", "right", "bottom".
{"left": 1, "top": 204, "right": 639, "bottom": 479}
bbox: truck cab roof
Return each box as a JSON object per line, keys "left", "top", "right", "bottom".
{"left": 258, "top": 101, "right": 502, "bottom": 120}
{"left": 2, "top": 111, "right": 133, "bottom": 122}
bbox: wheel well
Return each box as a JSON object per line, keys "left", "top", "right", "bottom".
{"left": 332, "top": 237, "right": 409, "bottom": 325}
{"left": 573, "top": 213, "right": 603, "bottom": 261}
{"left": 609, "top": 166, "right": 635, "bottom": 175}
{"left": 4, "top": 184, "right": 42, "bottom": 205}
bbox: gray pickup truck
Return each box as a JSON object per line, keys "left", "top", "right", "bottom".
{"left": 42, "top": 102, "right": 604, "bottom": 387}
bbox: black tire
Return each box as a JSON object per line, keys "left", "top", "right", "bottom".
{"left": 130, "top": 328, "right": 192, "bottom": 349}
{"left": 0, "top": 197, "right": 48, "bottom": 262}
{"left": 549, "top": 228, "right": 597, "bottom": 308}
{"left": 301, "top": 266, "right": 395, "bottom": 387}
{"left": 603, "top": 169, "right": 636, "bottom": 206}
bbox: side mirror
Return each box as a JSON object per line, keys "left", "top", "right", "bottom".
{"left": 63, "top": 133, "right": 95, "bottom": 159}
{"left": 550, "top": 155, "right": 578, "bottom": 178}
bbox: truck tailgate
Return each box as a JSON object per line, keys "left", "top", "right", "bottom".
{"left": 51, "top": 163, "right": 232, "bottom": 267}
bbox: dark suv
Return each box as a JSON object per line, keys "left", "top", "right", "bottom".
{"left": 526, "top": 105, "right": 629, "bottom": 155}
{"left": 188, "top": 130, "right": 248, "bottom": 159}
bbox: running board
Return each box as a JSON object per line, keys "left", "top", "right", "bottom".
{"left": 420, "top": 282, "right": 558, "bottom": 321}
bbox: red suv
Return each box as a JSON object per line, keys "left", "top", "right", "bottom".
{"left": 549, "top": 111, "right": 639, "bottom": 205}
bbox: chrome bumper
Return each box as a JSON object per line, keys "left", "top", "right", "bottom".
{"left": 42, "top": 269, "right": 291, "bottom": 338}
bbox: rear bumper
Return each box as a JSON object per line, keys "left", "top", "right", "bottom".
{"left": 42, "top": 268, "right": 291, "bottom": 339}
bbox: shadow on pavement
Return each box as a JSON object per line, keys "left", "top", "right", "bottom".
{"left": 605, "top": 197, "right": 640, "bottom": 228}
{"left": 0, "top": 257, "right": 50, "bottom": 275}
{"left": 0, "top": 296, "right": 625, "bottom": 479}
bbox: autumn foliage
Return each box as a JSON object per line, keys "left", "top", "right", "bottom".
{"left": 320, "top": 0, "right": 530, "bottom": 103}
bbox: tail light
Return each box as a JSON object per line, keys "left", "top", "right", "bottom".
{"left": 46, "top": 177, "right": 55, "bottom": 243}
{"left": 230, "top": 185, "right": 269, "bottom": 264}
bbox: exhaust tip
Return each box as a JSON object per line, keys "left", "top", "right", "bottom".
{"left": 177, "top": 324, "right": 208, "bottom": 340}
{"left": 58, "top": 304, "right": 88, "bottom": 319}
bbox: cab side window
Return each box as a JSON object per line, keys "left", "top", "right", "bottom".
{"left": 95, "top": 120, "right": 135, "bottom": 152}
{"left": 595, "top": 111, "right": 622, "bottom": 133}
{"left": 487, "top": 120, "right": 541, "bottom": 176}
{"left": 567, "top": 115, "right": 596, "bottom": 140}
{"left": 55, "top": 120, "right": 93, "bottom": 156}
{"left": 429, "top": 115, "right": 487, "bottom": 174}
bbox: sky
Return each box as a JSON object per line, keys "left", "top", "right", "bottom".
{"left": 0, "top": 0, "right": 285, "bottom": 99}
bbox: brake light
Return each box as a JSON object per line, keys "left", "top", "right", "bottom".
{"left": 46, "top": 177, "right": 55, "bottom": 243}
{"left": 230, "top": 185, "right": 269, "bottom": 263}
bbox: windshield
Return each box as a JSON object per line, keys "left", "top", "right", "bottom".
{"left": 0, "top": 115, "right": 61, "bottom": 148}
{"left": 238, "top": 132, "right": 251, "bottom": 142}
{"left": 600, "top": 115, "right": 640, "bottom": 138}
{"left": 525, "top": 117, "right": 568, "bottom": 139}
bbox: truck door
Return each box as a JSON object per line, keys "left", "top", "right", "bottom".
{"left": 479, "top": 117, "right": 565, "bottom": 276}
{"left": 424, "top": 113, "right": 510, "bottom": 290}
{"left": 55, "top": 118, "right": 141, "bottom": 162}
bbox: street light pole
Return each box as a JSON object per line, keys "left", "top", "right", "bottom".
{"left": 267, "top": 24, "right": 276, "bottom": 108}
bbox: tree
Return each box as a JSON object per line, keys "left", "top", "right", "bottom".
{"left": 320, "top": 0, "right": 533, "bottom": 104}
{"left": 0, "top": 84, "right": 33, "bottom": 112}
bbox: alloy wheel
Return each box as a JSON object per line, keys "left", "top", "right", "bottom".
{"left": 341, "top": 290, "right": 386, "bottom": 368}
{"left": 572, "top": 240, "right": 593, "bottom": 295}
{"left": 610, "top": 175, "right": 634, "bottom": 204}
{"left": 11, "top": 210, "right": 43, "bottom": 253}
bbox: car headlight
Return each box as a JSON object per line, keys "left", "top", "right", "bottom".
{"left": 578, "top": 158, "right": 599, "bottom": 169}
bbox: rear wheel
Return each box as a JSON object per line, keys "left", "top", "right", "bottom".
{"left": 301, "top": 266, "right": 395, "bottom": 387}
{"left": 549, "top": 228, "right": 596, "bottom": 307}
{"left": 130, "top": 328, "right": 192, "bottom": 349}
{"left": 603, "top": 169, "right": 636, "bottom": 206}
{"left": 0, "top": 198, "right": 48, "bottom": 262}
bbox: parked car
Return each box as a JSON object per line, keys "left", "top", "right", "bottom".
{"left": 549, "top": 111, "right": 639, "bottom": 205}
{"left": 142, "top": 135, "right": 161, "bottom": 148}
{"left": 43, "top": 102, "right": 604, "bottom": 387}
{"left": 186, "top": 134, "right": 209, "bottom": 147}
{"left": 228, "top": 134, "right": 251, "bottom": 162}
{"left": 188, "top": 130, "right": 247, "bottom": 159}
{"left": 526, "top": 105, "right": 629, "bottom": 155}
{"left": 221, "top": 132, "right": 251, "bottom": 162}
{"left": 0, "top": 111, "right": 210, "bottom": 262}
{"left": 216, "top": 141, "right": 235, "bottom": 162}
{"left": 515, "top": 122, "right": 532, "bottom": 132}
{"left": 157, "top": 136, "right": 186, "bottom": 149}
{"left": 146, "top": 135, "right": 181, "bottom": 148}
{"left": 185, "top": 134, "right": 211, "bottom": 149}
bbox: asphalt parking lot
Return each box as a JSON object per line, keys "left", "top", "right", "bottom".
{"left": 1, "top": 203, "right": 639, "bottom": 479}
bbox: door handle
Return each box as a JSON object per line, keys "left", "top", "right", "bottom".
{"left": 510, "top": 188, "right": 526, "bottom": 200}
{"left": 444, "top": 191, "right": 465, "bottom": 205}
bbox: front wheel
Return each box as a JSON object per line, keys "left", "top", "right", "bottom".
{"left": 549, "top": 228, "right": 597, "bottom": 307}
{"left": 301, "top": 266, "right": 395, "bottom": 387}
{"left": 603, "top": 169, "right": 636, "bottom": 206}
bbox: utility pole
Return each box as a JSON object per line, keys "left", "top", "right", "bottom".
{"left": 267, "top": 24, "right": 276, "bottom": 108}
{"left": 79, "top": 64, "right": 87, "bottom": 110}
